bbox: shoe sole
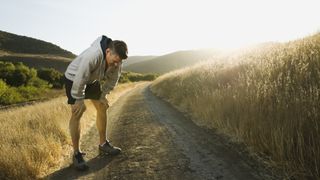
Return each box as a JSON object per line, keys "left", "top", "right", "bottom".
{"left": 99, "top": 149, "right": 121, "bottom": 156}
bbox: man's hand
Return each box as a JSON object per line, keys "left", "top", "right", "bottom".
{"left": 71, "top": 99, "right": 86, "bottom": 115}
{"left": 99, "top": 95, "right": 109, "bottom": 108}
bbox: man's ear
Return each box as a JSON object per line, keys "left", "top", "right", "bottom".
{"left": 106, "top": 48, "right": 111, "bottom": 54}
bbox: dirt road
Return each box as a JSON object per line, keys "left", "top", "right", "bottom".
{"left": 48, "top": 83, "right": 276, "bottom": 180}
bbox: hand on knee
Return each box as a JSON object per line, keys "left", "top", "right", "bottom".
{"left": 98, "top": 102, "right": 108, "bottom": 111}
{"left": 99, "top": 96, "right": 109, "bottom": 109}
{"left": 71, "top": 99, "right": 86, "bottom": 115}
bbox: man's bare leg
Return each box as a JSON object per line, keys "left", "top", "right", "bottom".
{"left": 69, "top": 104, "right": 86, "bottom": 152}
{"left": 91, "top": 99, "right": 108, "bottom": 145}
{"left": 91, "top": 99, "right": 121, "bottom": 155}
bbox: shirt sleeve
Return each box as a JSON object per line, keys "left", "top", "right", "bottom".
{"left": 71, "top": 51, "right": 100, "bottom": 100}
{"left": 100, "top": 63, "right": 122, "bottom": 98}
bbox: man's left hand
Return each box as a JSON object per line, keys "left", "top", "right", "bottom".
{"left": 99, "top": 95, "right": 109, "bottom": 108}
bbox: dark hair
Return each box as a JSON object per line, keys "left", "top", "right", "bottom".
{"left": 108, "top": 40, "right": 128, "bottom": 59}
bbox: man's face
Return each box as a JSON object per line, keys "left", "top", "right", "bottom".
{"left": 106, "top": 48, "right": 122, "bottom": 67}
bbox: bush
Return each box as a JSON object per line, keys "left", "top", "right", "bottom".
{"left": 17, "top": 86, "right": 47, "bottom": 100}
{"left": 27, "top": 77, "right": 51, "bottom": 88}
{"left": 0, "top": 61, "right": 37, "bottom": 87}
{"left": 0, "top": 79, "right": 8, "bottom": 96}
{"left": 37, "top": 68, "right": 64, "bottom": 88}
{"left": 141, "top": 74, "right": 158, "bottom": 81}
{"left": 0, "top": 87, "right": 24, "bottom": 105}
{"left": 0, "top": 62, "right": 54, "bottom": 105}
{"left": 119, "top": 71, "right": 158, "bottom": 83}
{"left": 0, "top": 62, "right": 15, "bottom": 78}
{"left": 119, "top": 74, "right": 130, "bottom": 83}
{"left": 0, "top": 82, "right": 49, "bottom": 105}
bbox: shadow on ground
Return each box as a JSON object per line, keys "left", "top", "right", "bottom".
{"left": 46, "top": 155, "right": 116, "bottom": 179}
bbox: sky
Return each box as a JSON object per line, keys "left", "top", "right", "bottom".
{"left": 1, "top": 0, "right": 320, "bottom": 56}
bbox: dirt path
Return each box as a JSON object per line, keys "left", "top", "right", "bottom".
{"left": 47, "top": 83, "right": 275, "bottom": 180}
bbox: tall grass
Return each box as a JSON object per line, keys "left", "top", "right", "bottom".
{"left": 151, "top": 33, "right": 320, "bottom": 179}
{"left": 0, "top": 82, "right": 138, "bottom": 179}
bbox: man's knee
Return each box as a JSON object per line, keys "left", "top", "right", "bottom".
{"left": 71, "top": 105, "right": 87, "bottom": 118}
{"left": 97, "top": 102, "right": 108, "bottom": 111}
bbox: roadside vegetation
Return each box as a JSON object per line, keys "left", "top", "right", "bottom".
{"left": 119, "top": 71, "right": 159, "bottom": 83}
{"left": 151, "top": 33, "right": 320, "bottom": 179}
{"left": 0, "top": 61, "right": 157, "bottom": 106}
{"left": 0, "top": 61, "right": 64, "bottom": 105}
{"left": 0, "top": 61, "right": 65, "bottom": 105}
{"left": 0, "top": 82, "right": 139, "bottom": 179}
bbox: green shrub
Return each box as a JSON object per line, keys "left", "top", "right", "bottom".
{"left": 37, "top": 68, "right": 63, "bottom": 88}
{"left": 141, "top": 73, "right": 158, "bottom": 81}
{"left": 27, "top": 77, "right": 51, "bottom": 88}
{"left": 119, "top": 73, "right": 130, "bottom": 83}
{"left": 0, "top": 87, "right": 24, "bottom": 105}
{"left": 0, "top": 79, "right": 8, "bottom": 97}
{"left": 0, "top": 62, "right": 53, "bottom": 105}
{"left": 17, "top": 86, "right": 47, "bottom": 100}
{"left": 0, "top": 61, "right": 37, "bottom": 87}
{"left": 119, "top": 71, "right": 158, "bottom": 83}
{"left": 0, "top": 62, "right": 15, "bottom": 78}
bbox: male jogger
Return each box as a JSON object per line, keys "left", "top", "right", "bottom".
{"left": 63, "top": 35, "right": 128, "bottom": 170}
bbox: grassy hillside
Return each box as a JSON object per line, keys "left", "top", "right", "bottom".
{"left": 123, "top": 55, "right": 157, "bottom": 67}
{"left": 0, "top": 54, "right": 71, "bottom": 73}
{"left": 0, "top": 30, "right": 75, "bottom": 72}
{"left": 0, "top": 30, "right": 75, "bottom": 58}
{"left": 123, "top": 49, "right": 221, "bottom": 74}
{"left": 151, "top": 33, "right": 320, "bottom": 179}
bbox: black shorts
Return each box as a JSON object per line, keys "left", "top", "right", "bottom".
{"left": 63, "top": 75, "right": 102, "bottom": 104}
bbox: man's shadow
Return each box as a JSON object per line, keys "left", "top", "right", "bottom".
{"left": 46, "top": 154, "right": 116, "bottom": 180}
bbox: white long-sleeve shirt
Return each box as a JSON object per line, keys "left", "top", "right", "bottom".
{"left": 64, "top": 36, "right": 121, "bottom": 100}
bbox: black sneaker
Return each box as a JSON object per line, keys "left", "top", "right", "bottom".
{"left": 72, "top": 152, "right": 89, "bottom": 171}
{"left": 99, "top": 140, "right": 121, "bottom": 155}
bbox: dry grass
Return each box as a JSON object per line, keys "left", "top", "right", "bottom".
{"left": 151, "top": 33, "right": 320, "bottom": 179}
{"left": 0, "top": 82, "right": 139, "bottom": 179}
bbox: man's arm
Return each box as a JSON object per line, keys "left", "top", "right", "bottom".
{"left": 71, "top": 51, "right": 100, "bottom": 100}
{"left": 100, "top": 63, "right": 122, "bottom": 99}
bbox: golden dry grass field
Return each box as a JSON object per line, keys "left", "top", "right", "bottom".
{"left": 151, "top": 33, "right": 320, "bottom": 179}
{"left": 0, "top": 82, "right": 139, "bottom": 179}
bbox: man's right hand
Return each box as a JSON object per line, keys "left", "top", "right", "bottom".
{"left": 99, "top": 95, "right": 110, "bottom": 108}
{"left": 71, "top": 99, "right": 86, "bottom": 114}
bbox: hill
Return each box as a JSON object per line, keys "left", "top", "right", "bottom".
{"left": 0, "top": 30, "right": 75, "bottom": 58}
{"left": 123, "top": 49, "right": 221, "bottom": 74}
{"left": 123, "top": 55, "right": 157, "bottom": 67}
{"left": 0, "top": 30, "right": 75, "bottom": 72}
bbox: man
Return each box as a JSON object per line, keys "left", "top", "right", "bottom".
{"left": 63, "top": 35, "right": 128, "bottom": 171}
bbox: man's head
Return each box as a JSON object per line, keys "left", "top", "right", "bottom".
{"left": 106, "top": 40, "right": 128, "bottom": 67}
